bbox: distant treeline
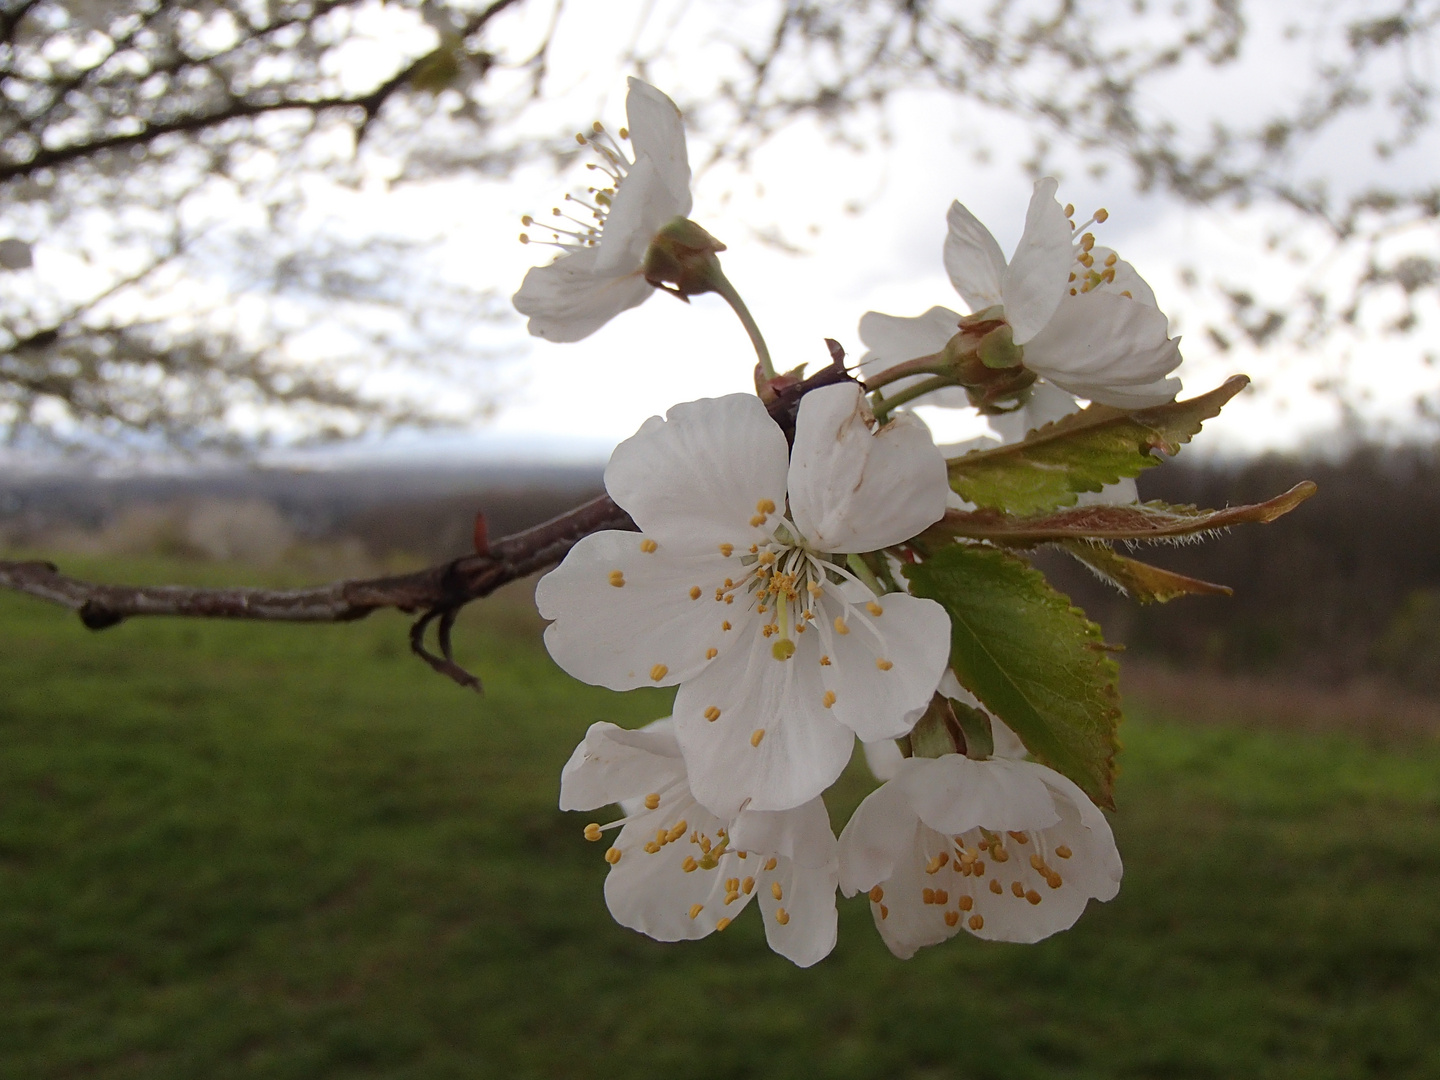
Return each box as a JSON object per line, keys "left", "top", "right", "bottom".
{"left": 1042, "top": 447, "right": 1440, "bottom": 690}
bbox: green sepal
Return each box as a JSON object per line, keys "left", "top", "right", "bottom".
{"left": 908, "top": 695, "right": 961, "bottom": 759}
{"left": 946, "top": 376, "right": 1249, "bottom": 516}
{"left": 905, "top": 544, "right": 1121, "bottom": 808}
{"left": 950, "top": 698, "right": 995, "bottom": 759}
{"left": 1059, "top": 541, "right": 1233, "bottom": 604}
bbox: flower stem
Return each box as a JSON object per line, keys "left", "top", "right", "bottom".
{"left": 864, "top": 352, "right": 951, "bottom": 391}
{"left": 871, "top": 375, "right": 960, "bottom": 423}
{"left": 708, "top": 265, "right": 776, "bottom": 380}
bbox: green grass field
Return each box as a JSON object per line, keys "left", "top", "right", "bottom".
{"left": 2, "top": 556, "right": 1439, "bottom": 1079}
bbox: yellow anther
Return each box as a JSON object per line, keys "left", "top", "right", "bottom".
{"left": 1121, "top": 289, "right": 1133, "bottom": 298}
{"left": 1012, "top": 881, "right": 1026, "bottom": 898}
{"left": 819, "top": 655, "right": 831, "bottom": 666}
{"left": 642, "top": 793, "right": 660, "bottom": 811}
{"left": 958, "top": 894, "right": 974, "bottom": 911}
{"left": 689, "top": 586, "right": 701, "bottom": 600}
{"left": 1047, "top": 872, "right": 1063, "bottom": 889}
{"left": 1104, "top": 252, "right": 1118, "bottom": 267}
{"left": 968, "top": 913, "right": 984, "bottom": 931}
{"left": 1008, "top": 831, "right": 1030, "bottom": 844}
{"left": 775, "top": 908, "right": 790, "bottom": 926}
{"left": 801, "top": 609, "right": 814, "bottom": 622}
{"left": 1070, "top": 287, "right": 1078, "bottom": 296}
{"left": 879, "top": 903, "right": 889, "bottom": 920}
{"left": 689, "top": 903, "right": 704, "bottom": 920}
{"left": 1079, "top": 251, "right": 1094, "bottom": 268}
{"left": 834, "top": 617, "right": 850, "bottom": 635}
{"left": 808, "top": 581, "right": 823, "bottom": 596}
{"left": 640, "top": 538, "right": 657, "bottom": 553}
{"left": 750, "top": 728, "right": 765, "bottom": 747}
{"left": 991, "top": 846, "right": 1009, "bottom": 863}
{"left": 575, "top": 132, "right": 588, "bottom": 144}
{"left": 822, "top": 690, "right": 836, "bottom": 709}
{"left": 749, "top": 544, "right": 759, "bottom": 553}
{"left": 756, "top": 498, "right": 776, "bottom": 514}
{"left": 650, "top": 663, "right": 668, "bottom": 682}
{"left": 1026, "top": 889, "right": 1042, "bottom": 905}
{"left": 706, "top": 647, "right": 718, "bottom": 660}
{"left": 721, "top": 621, "right": 731, "bottom": 631}
{"left": 715, "top": 917, "right": 731, "bottom": 931}
{"left": 761, "top": 624, "right": 774, "bottom": 637}
{"left": 703, "top": 706, "right": 721, "bottom": 722}
{"left": 1102, "top": 268, "right": 1115, "bottom": 284}
{"left": 1064, "top": 202, "right": 1075, "bottom": 216}
{"left": 989, "top": 879, "right": 1003, "bottom": 894}
{"left": 758, "top": 551, "right": 776, "bottom": 565}
{"left": 1081, "top": 232, "right": 1095, "bottom": 251}
{"left": 866, "top": 601, "right": 884, "bottom": 616}
{"left": 1094, "top": 208, "right": 1109, "bottom": 222}
{"left": 876, "top": 658, "right": 893, "bottom": 671}
{"left": 618, "top": 126, "right": 629, "bottom": 138}
{"left": 1069, "top": 271, "right": 1077, "bottom": 282}
{"left": 699, "top": 835, "right": 712, "bottom": 854}
{"left": 719, "top": 543, "right": 733, "bottom": 557}
{"left": 726, "top": 878, "right": 740, "bottom": 893}
{"left": 769, "top": 880, "right": 783, "bottom": 901}
{"left": 583, "top": 823, "right": 603, "bottom": 842}
{"left": 667, "top": 821, "right": 688, "bottom": 842}
{"left": 922, "top": 887, "right": 935, "bottom": 905}
{"left": 605, "top": 847, "right": 622, "bottom": 864}
{"left": 944, "top": 910, "right": 960, "bottom": 927}
{"left": 743, "top": 877, "right": 755, "bottom": 894}
{"left": 725, "top": 595, "right": 734, "bottom": 604}
{"left": 926, "top": 852, "right": 949, "bottom": 874}
{"left": 608, "top": 570, "right": 625, "bottom": 587}
{"left": 764, "top": 858, "right": 778, "bottom": 872}
{"left": 757, "top": 604, "right": 768, "bottom": 615}
{"left": 519, "top": 233, "right": 530, "bottom": 244}
{"left": 958, "top": 848, "right": 977, "bottom": 865}
{"left": 681, "top": 856, "right": 698, "bottom": 873}
{"left": 643, "top": 840, "right": 660, "bottom": 854}
{"left": 1055, "top": 845, "right": 1073, "bottom": 859}
{"left": 869, "top": 885, "right": 884, "bottom": 903}
{"left": 934, "top": 889, "right": 948, "bottom": 905}
{"left": 1030, "top": 853, "right": 1046, "bottom": 871}
{"left": 749, "top": 515, "right": 766, "bottom": 527}
{"left": 973, "top": 860, "right": 986, "bottom": 876}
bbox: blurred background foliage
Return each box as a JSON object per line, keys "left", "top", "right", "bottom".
{"left": 1, "top": 0, "right": 1438, "bottom": 448}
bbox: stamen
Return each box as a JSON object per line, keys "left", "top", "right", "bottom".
{"left": 944, "top": 910, "right": 960, "bottom": 927}
{"left": 1026, "top": 890, "right": 1042, "bottom": 905}
{"left": 689, "top": 586, "right": 701, "bottom": 600}
{"left": 958, "top": 895, "right": 974, "bottom": 911}
{"left": 706, "top": 648, "right": 718, "bottom": 659}
{"left": 650, "top": 664, "right": 668, "bottom": 682}
{"left": 605, "top": 847, "right": 622, "bottom": 864}
{"left": 644, "top": 793, "right": 661, "bottom": 811}
{"left": 968, "top": 914, "right": 984, "bottom": 930}
{"left": 715, "top": 917, "right": 731, "bottom": 931}
{"left": 704, "top": 706, "right": 720, "bottom": 721}
{"left": 583, "top": 823, "right": 602, "bottom": 842}
{"left": 764, "top": 858, "right": 778, "bottom": 871}
{"left": 1055, "top": 845, "right": 1072, "bottom": 859}
{"left": 719, "top": 543, "right": 733, "bottom": 557}
{"left": 775, "top": 908, "right": 790, "bottom": 926}
{"left": 822, "top": 691, "right": 836, "bottom": 709}
{"left": 689, "top": 903, "right": 704, "bottom": 920}
{"left": 989, "top": 879, "right": 1003, "bottom": 894}
{"left": 869, "top": 886, "right": 884, "bottom": 903}
{"left": 876, "top": 658, "right": 893, "bottom": 671}
{"left": 641, "top": 539, "right": 657, "bottom": 553}
{"left": 771, "top": 881, "right": 783, "bottom": 901}
{"left": 743, "top": 877, "right": 755, "bottom": 894}
{"left": 682, "top": 856, "right": 698, "bottom": 873}
{"left": 750, "top": 728, "right": 765, "bottom": 747}
{"left": 608, "top": 570, "right": 625, "bottom": 587}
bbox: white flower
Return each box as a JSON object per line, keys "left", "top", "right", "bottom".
{"left": 561, "top": 719, "right": 839, "bottom": 968}
{"left": 512, "top": 78, "right": 692, "bottom": 342}
{"left": 535, "top": 383, "right": 953, "bottom": 816}
{"left": 858, "top": 178, "right": 1182, "bottom": 408}
{"left": 838, "top": 751, "right": 1122, "bottom": 959}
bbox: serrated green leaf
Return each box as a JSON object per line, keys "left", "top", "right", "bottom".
{"left": 905, "top": 545, "right": 1121, "bottom": 808}
{"left": 1059, "top": 541, "right": 1233, "bottom": 604}
{"left": 927, "top": 482, "right": 1315, "bottom": 544}
{"left": 947, "top": 376, "right": 1249, "bottom": 515}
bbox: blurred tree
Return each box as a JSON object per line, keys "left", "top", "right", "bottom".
{"left": 1, "top": 0, "right": 1436, "bottom": 450}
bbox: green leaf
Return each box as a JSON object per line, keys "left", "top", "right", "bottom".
{"left": 905, "top": 545, "right": 1121, "bottom": 808}
{"left": 927, "top": 482, "right": 1316, "bottom": 544}
{"left": 947, "top": 376, "right": 1249, "bottom": 515}
{"left": 1059, "top": 541, "right": 1233, "bottom": 604}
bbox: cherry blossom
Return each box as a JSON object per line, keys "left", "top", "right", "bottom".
{"left": 561, "top": 720, "right": 839, "bottom": 967}
{"left": 535, "top": 384, "right": 952, "bottom": 816}
{"left": 512, "top": 78, "right": 692, "bottom": 342}
{"left": 858, "top": 178, "right": 1182, "bottom": 408}
{"left": 838, "top": 750, "right": 1122, "bottom": 959}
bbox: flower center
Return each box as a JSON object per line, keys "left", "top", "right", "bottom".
{"left": 518, "top": 122, "right": 633, "bottom": 252}
{"left": 1061, "top": 204, "right": 1136, "bottom": 300}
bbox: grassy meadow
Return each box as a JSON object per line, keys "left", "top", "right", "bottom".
{"left": 1, "top": 554, "right": 1439, "bottom": 1079}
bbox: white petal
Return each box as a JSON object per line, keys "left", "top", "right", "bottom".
{"left": 819, "top": 592, "right": 952, "bottom": 742}
{"left": 730, "top": 797, "right": 838, "bottom": 869}
{"left": 1089, "top": 247, "right": 1159, "bottom": 309}
{"left": 898, "top": 756, "right": 1061, "bottom": 836}
{"left": 1001, "top": 178, "right": 1075, "bottom": 345}
{"left": 786, "top": 383, "right": 949, "bottom": 554}
{"left": 1021, "top": 291, "right": 1182, "bottom": 406}
{"left": 604, "top": 394, "right": 790, "bottom": 553}
{"left": 625, "top": 78, "right": 693, "bottom": 218}
{"left": 870, "top": 820, "right": 963, "bottom": 960}
{"left": 987, "top": 380, "right": 1080, "bottom": 444}
{"left": 755, "top": 850, "right": 840, "bottom": 967}
{"left": 603, "top": 794, "right": 748, "bottom": 941}
{"left": 862, "top": 739, "right": 905, "bottom": 782}
{"left": 837, "top": 777, "right": 918, "bottom": 895}
{"left": 856, "top": 307, "right": 972, "bottom": 409}
{"left": 673, "top": 624, "right": 855, "bottom": 816}
{"left": 559, "top": 721, "right": 685, "bottom": 811}
{"left": 942, "top": 201, "right": 1006, "bottom": 311}
{"left": 991, "top": 716, "right": 1030, "bottom": 761}
{"left": 535, "top": 531, "right": 735, "bottom": 690}
{"left": 513, "top": 246, "right": 653, "bottom": 342}
{"left": 591, "top": 156, "right": 678, "bottom": 275}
